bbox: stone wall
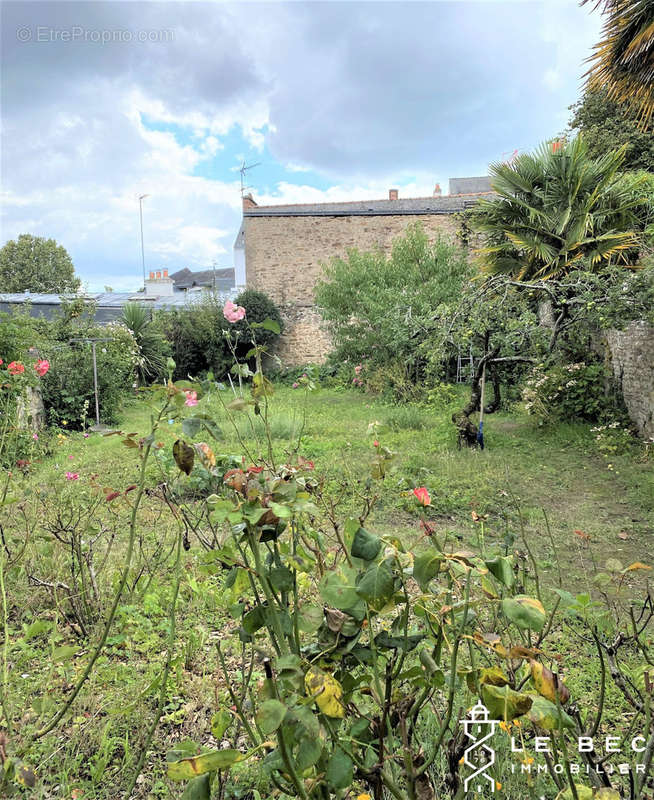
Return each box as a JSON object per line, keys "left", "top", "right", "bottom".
{"left": 274, "top": 306, "right": 332, "bottom": 365}
{"left": 244, "top": 213, "right": 459, "bottom": 365}
{"left": 605, "top": 321, "right": 654, "bottom": 439}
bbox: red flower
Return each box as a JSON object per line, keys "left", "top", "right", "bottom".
{"left": 34, "top": 359, "right": 50, "bottom": 377}
{"left": 373, "top": 440, "right": 379, "bottom": 448}
{"left": 0, "top": 359, "right": 3, "bottom": 365}
{"left": 412, "top": 487, "right": 431, "bottom": 506}
{"left": 7, "top": 361, "right": 25, "bottom": 375}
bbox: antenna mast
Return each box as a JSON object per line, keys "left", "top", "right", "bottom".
{"left": 239, "top": 161, "right": 261, "bottom": 197}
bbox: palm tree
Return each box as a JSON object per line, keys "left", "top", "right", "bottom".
{"left": 120, "top": 302, "right": 169, "bottom": 383}
{"left": 471, "top": 137, "right": 646, "bottom": 281}
{"left": 583, "top": 0, "right": 654, "bottom": 126}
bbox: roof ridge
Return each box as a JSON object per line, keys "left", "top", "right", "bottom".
{"left": 245, "top": 191, "right": 494, "bottom": 210}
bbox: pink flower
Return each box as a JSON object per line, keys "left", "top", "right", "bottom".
{"left": 68, "top": 455, "right": 74, "bottom": 461}
{"left": 412, "top": 487, "right": 431, "bottom": 506}
{"left": 7, "top": 361, "right": 25, "bottom": 376}
{"left": 184, "top": 390, "right": 198, "bottom": 407}
{"left": 33, "top": 433, "right": 38, "bottom": 441}
{"left": 34, "top": 359, "right": 50, "bottom": 377}
{"left": 0, "top": 359, "right": 3, "bottom": 365}
{"left": 83, "top": 433, "right": 89, "bottom": 438}
{"left": 65, "top": 472, "right": 79, "bottom": 481}
{"left": 354, "top": 365, "right": 363, "bottom": 375}
{"left": 223, "top": 300, "right": 246, "bottom": 323}
{"left": 292, "top": 382, "right": 299, "bottom": 389}
{"left": 373, "top": 440, "right": 379, "bottom": 447}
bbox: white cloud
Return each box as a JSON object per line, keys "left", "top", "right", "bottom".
{"left": 1, "top": 0, "right": 606, "bottom": 291}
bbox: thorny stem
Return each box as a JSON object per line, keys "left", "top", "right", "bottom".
{"left": 31, "top": 400, "right": 169, "bottom": 741}
{"left": 0, "top": 553, "right": 12, "bottom": 733}
{"left": 122, "top": 525, "right": 183, "bottom": 800}
{"left": 416, "top": 572, "right": 471, "bottom": 778}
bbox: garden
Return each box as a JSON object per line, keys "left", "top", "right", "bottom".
{"left": 1, "top": 137, "right": 654, "bottom": 800}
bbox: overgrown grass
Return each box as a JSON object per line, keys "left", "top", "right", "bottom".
{"left": 2, "top": 384, "right": 653, "bottom": 798}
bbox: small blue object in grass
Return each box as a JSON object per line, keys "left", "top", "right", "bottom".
{"left": 168, "top": 419, "right": 175, "bottom": 425}
{"left": 476, "top": 420, "right": 484, "bottom": 450}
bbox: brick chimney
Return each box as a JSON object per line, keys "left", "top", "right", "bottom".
{"left": 144, "top": 270, "right": 175, "bottom": 298}
{"left": 433, "top": 183, "right": 442, "bottom": 197}
{"left": 389, "top": 189, "right": 399, "bottom": 201}
{"left": 242, "top": 193, "right": 257, "bottom": 210}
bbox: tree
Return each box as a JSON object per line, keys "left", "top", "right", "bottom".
{"left": 582, "top": 0, "right": 654, "bottom": 126}
{"left": 470, "top": 137, "right": 645, "bottom": 280}
{"left": 315, "top": 224, "right": 471, "bottom": 372}
{"left": 439, "top": 266, "right": 654, "bottom": 444}
{"left": 120, "top": 303, "right": 171, "bottom": 384}
{"left": 0, "top": 234, "right": 80, "bottom": 293}
{"left": 568, "top": 88, "right": 654, "bottom": 171}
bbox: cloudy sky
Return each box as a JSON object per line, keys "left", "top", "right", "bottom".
{"left": 1, "top": 0, "right": 602, "bottom": 292}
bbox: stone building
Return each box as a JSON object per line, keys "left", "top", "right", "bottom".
{"left": 236, "top": 178, "right": 493, "bottom": 365}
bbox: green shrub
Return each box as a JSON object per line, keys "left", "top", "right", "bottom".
{"left": 41, "top": 322, "right": 136, "bottom": 427}
{"left": 161, "top": 290, "right": 283, "bottom": 381}
{"left": 522, "top": 362, "right": 620, "bottom": 424}
{"left": 231, "top": 288, "right": 283, "bottom": 359}
{"left": 315, "top": 224, "right": 470, "bottom": 376}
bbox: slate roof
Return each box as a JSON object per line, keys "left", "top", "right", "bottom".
{"left": 242, "top": 192, "right": 494, "bottom": 217}
{"left": 169, "top": 267, "right": 235, "bottom": 289}
{"left": 0, "top": 289, "right": 237, "bottom": 313}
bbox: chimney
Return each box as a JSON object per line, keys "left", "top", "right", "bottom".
{"left": 242, "top": 193, "right": 257, "bottom": 211}
{"left": 389, "top": 189, "right": 399, "bottom": 201}
{"left": 433, "top": 183, "right": 442, "bottom": 197}
{"left": 149, "top": 271, "right": 155, "bottom": 280}
{"left": 163, "top": 269, "right": 168, "bottom": 278}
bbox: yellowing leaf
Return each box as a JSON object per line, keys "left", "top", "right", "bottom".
{"left": 479, "top": 666, "right": 510, "bottom": 687}
{"left": 624, "top": 562, "right": 652, "bottom": 573}
{"left": 305, "top": 667, "right": 345, "bottom": 718}
{"left": 530, "top": 660, "right": 570, "bottom": 704}
{"left": 167, "top": 749, "right": 242, "bottom": 780}
{"left": 194, "top": 442, "right": 216, "bottom": 471}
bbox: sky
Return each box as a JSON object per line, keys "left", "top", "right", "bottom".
{"left": 1, "top": 0, "right": 602, "bottom": 292}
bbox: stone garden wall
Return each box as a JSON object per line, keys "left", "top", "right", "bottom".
{"left": 605, "top": 321, "right": 654, "bottom": 439}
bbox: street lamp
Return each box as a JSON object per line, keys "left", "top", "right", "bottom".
{"left": 138, "top": 193, "right": 149, "bottom": 288}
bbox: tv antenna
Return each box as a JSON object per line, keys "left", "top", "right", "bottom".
{"left": 239, "top": 161, "right": 261, "bottom": 197}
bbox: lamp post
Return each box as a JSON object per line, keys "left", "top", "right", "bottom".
{"left": 138, "top": 194, "right": 149, "bottom": 288}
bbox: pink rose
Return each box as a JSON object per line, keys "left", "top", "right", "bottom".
{"left": 184, "top": 390, "right": 198, "bottom": 407}
{"left": 223, "top": 300, "right": 246, "bottom": 323}
{"left": 412, "top": 487, "right": 431, "bottom": 506}
{"left": 34, "top": 359, "right": 50, "bottom": 377}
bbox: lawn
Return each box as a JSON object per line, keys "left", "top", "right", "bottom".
{"left": 2, "top": 383, "right": 654, "bottom": 799}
